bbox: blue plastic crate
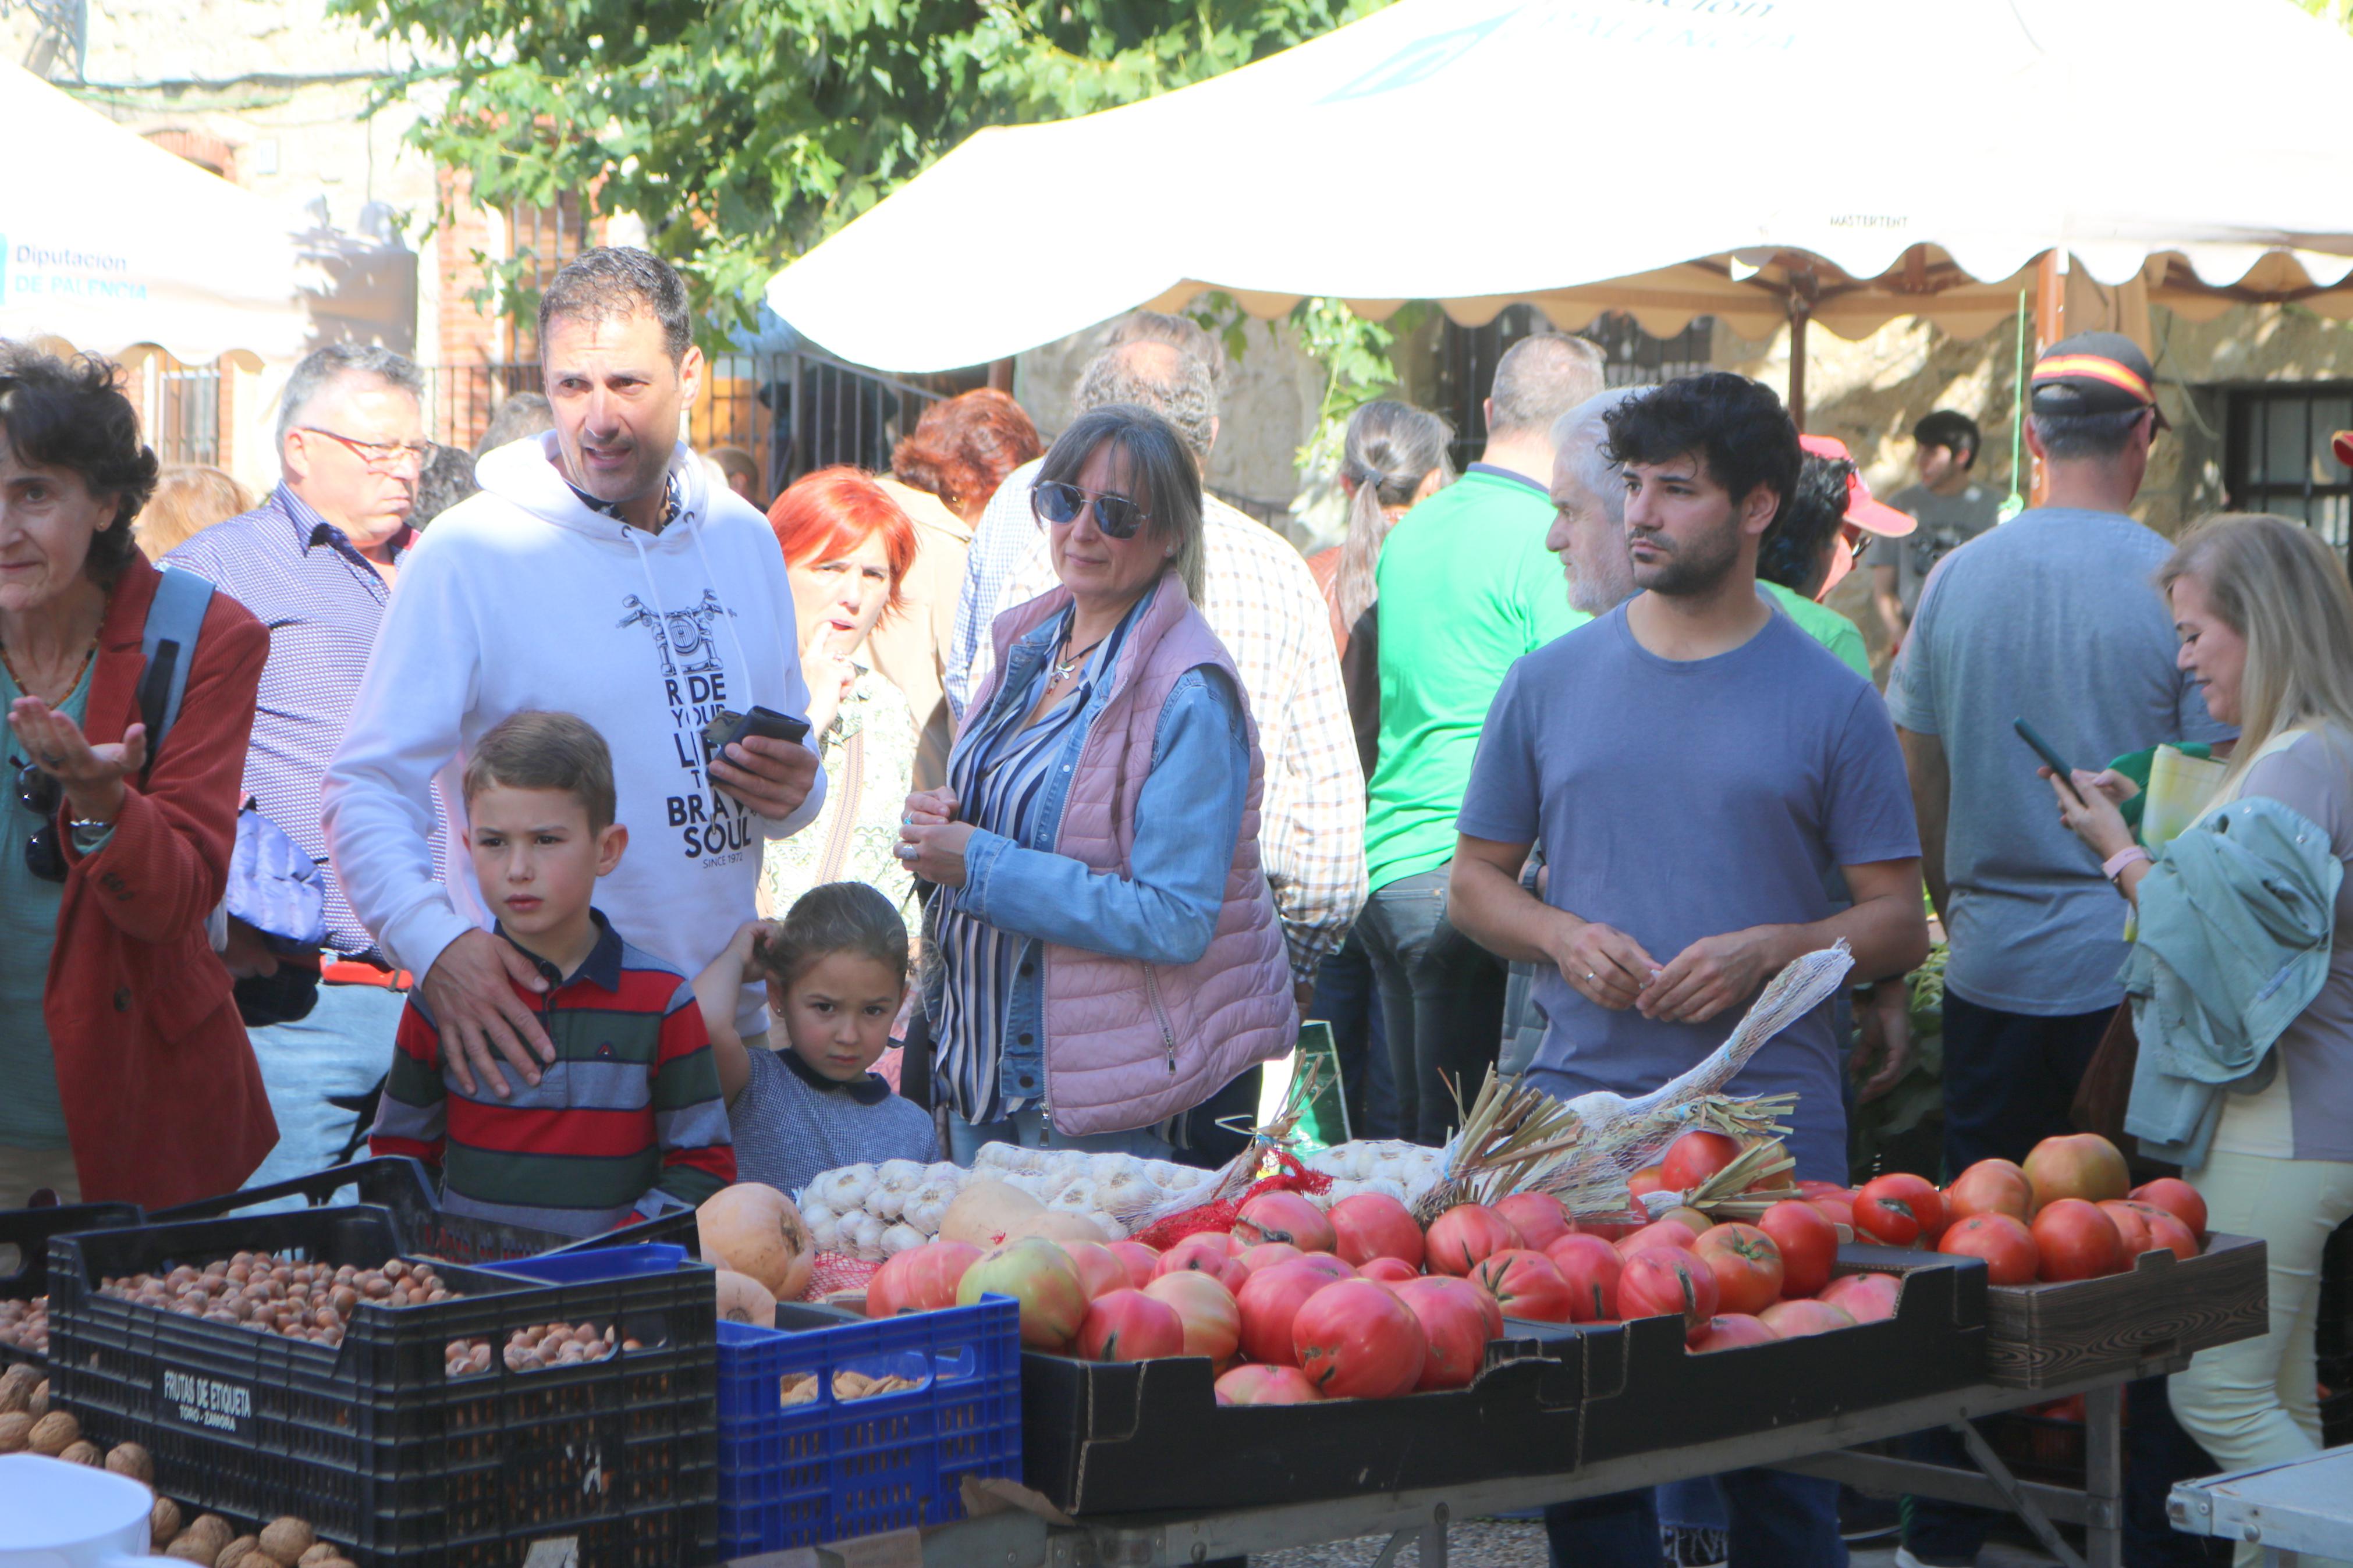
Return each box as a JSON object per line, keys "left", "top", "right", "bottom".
{"left": 716, "top": 1296, "right": 1021, "bottom": 1553}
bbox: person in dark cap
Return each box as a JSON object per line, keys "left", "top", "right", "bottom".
{"left": 1884, "top": 331, "right": 2233, "bottom": 1568}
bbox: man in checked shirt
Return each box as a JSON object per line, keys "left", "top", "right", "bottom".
{"left": 948, "top": 320, "right": 1365, "bottom": 1158}
{"left": 166, "top": 344, "right": 441, "bottom": 1194}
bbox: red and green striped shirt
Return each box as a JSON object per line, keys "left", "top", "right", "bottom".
{"left": 371, "top": 912, "right": 736, "bottom": 1237}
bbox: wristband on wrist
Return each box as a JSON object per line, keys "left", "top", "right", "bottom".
{"left": 2102, "top": 845, "right": 2152, "bottom": 883}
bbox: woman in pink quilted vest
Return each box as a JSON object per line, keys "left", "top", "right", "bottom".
{"left": 896, "top": 404, "right": 1297, "bottom": 1161}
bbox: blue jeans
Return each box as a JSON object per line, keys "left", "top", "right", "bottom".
{"left": 240, "top": 980, "right": 406, "bottom": 1206}
{"left": 1545, "top": 1471, "right": 1844, "bottom": 1568}
{"left": 1309, "top": 930, "right": 1395, "bottom": 1140}
{"left": 1358, "top": 865, "right": 1506, "bottom": 1146}
{"left": 946, "top": 1106, "right": 1173, "bottom": 1165}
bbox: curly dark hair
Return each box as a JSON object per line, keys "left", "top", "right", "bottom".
{"left": 0, "top": 344, "right": 159, "bottom": 590}
{"left": 1757, "top": 453, "right": 1854, "bottom": 597}
{"left": 1602, "top": 371, "right": 1800, "bottom": 538}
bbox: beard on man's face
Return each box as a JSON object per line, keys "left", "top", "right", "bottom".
{"left": 1630, "top": 514, "right": 1744, "bottom": 596}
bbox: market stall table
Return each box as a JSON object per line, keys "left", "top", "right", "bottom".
{"left": 2167, "top": 1448, "right": 2353, "bottom": 1565}
{"left": 724, "top": 1357, "right": 2169, "bottom": 1568}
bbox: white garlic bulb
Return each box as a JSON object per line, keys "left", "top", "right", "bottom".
{"left": 904, "top": 1178, "right": 960, "bottom": 1235}
{"left": 1145, "top": 1160, "right": 1188, "bottom": 1188}
{"left": 1095, "top": 1167, "right": 1156, "bottom": 1210}
{"left": 811, "top": 1163, "right": 877, "bottom": 1212}
{"left": 874, "top": 1158, "right": 927, "bottom": 1199}
{"left": 881, "top": 1222, "right": 925, "bottom": 1257}
{"left": 1049, "top": 1177, "right": 1102, "bottom": 1214}
{"left": 809, "top": 1211, "right": 843, "bottom": 1253}
{"left": 846, "top": 1210, "right": 888, "bottom": 1260}
{"left": 925, "top": 1161, "right": 967, "bottom": 1185}
{"left": 974, "top": 1143, "right": 1045, "bottom": 1176}
{"left": 1357, "top": 1176, "right": 1409, "bottom": 1204}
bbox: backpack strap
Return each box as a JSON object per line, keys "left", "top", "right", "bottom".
{"left": 138, "top": 564, "right": 215, "bottom": 763}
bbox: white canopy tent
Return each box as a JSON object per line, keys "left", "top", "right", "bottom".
{"left": 1, "top": 61, "right": 306, "bottom": 364}
{"left": 766, "top": 0, "right": 2353, "bottom": 381}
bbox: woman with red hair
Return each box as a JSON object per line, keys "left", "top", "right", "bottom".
{"left": 759, "top": 467, "right": 923, "bottom": 915}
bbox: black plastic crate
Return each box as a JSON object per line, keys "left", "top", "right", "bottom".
{"left": 1511, "top": 1243, "right": 1989, "bottom": 1465}
{"left": 0, "top": 1201, "right": 144, "bottom": 1369}
{"left": 1018, "top": 1327, "right": 1583, "bottom": 1515}
{"left": 152, "top": 1158, "right": 700, "bottom": 1267}
{"left": 46, "top": 1205, "right": 716, "bottom": 1568}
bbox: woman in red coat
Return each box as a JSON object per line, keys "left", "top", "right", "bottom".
{"left": 1, "top": 346, "right": 275, "bottom": 1208}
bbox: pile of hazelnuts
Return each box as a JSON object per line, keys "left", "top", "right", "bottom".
{"left": 98, "top": 1254, "right": 458, "bottom": 1346}
{"left": 442, "top": 1321, "right": 636, "bottom": 1377}
{"left": 0, "top": 1295, "right": 50, "bottom": 1354}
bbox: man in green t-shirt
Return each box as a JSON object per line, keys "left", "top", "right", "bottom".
{"left": 1359, "top": 333, "right": 1604, "bottom": 1144}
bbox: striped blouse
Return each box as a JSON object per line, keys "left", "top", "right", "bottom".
{"left": 931, "top": 607, "right": 1126, "bottom": 1125}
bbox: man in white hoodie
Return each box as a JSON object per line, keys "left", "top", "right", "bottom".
{"left": 323, "top": 248, "right": 824, "bottom": 1100}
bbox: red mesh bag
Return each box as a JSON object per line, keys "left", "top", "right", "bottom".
{"left": 1130, "top": 1150, "right": 1332, "bottom": 1251}
{"left": 798, "top": 1251, "right": 880, "bottom": 1300}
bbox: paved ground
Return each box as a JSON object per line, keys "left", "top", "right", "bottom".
{"left": 1247, "top": 1517, "right": 2066, "bottom": 1567}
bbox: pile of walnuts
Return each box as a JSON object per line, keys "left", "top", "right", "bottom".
{"left": 98, "top": 1254, "right": 458, "bottom": 1346}
{"left": 155, "top": 1509, "right": 355, "bottom": 1568}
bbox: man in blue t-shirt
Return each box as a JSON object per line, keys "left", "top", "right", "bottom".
{"left": 1451, "top": 372, "right": 1928, "bottom": 1568}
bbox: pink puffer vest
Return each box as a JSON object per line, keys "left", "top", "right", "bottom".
{"left": 975, "top": 575, "right": 1298, "bottom": 1135}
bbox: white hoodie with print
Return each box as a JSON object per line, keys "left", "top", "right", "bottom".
{"left": 322, "top": 433, "right": 824, "bottom": 1036}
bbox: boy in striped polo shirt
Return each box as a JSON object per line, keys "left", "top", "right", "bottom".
{"left": 371, "top": 711, "right": 735, "bottom": 1236}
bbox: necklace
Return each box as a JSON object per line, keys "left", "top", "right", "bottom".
{"left": 1045, "top": 630, "right": 1106, "bottom": 690}
{"left": 0, "top": 631, "right": 99, "bottom": 707}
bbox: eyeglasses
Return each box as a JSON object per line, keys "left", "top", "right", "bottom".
{"left": 13, "top": 761, "right": 64, "bottom": 883}
{"left": 296, "top": 426, "right": 432, "bottom": 472}
{"left": 1032, "top": 480, "right": 1150, "bottom": 540}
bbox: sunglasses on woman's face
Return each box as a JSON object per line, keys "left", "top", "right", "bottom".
{"left": 13, "top": 762, "right": 65, "bottom": 883}
{"left": 1032, "top": 479, "right": 1150, "bottom": 540}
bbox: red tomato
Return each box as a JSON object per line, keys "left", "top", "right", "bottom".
{"left": 867, "top": 1240, "right": 982, "bottom": 1317}
{"left": 1619, "top": 1247, "right": 1720, "bottom": 1342}
{"left": 2098, "top": 1201, "right": 2156, "bottom": 1259}
{"left": 2031, "top": 1198, "right": 2126, "bottom": 1281}
{"left": 1328, "top": 1193, "right": 1426, "bottom": 1270}
{"left": 1156, "top": 1234, "right": 1248, "bottom": 1292}
{"left": 1293, "top": 1278, "right": 1428, "bottom": 1398}
{"left": 1691, "top": 1313, "right": 1778, "bottom": 1353}
{"left": 1142, "top": 1270, "right": 1241, "bottom": 1364}
{"left": 1291, "top": 1253, "right": 1357, "bottom": 1282}
{"left": 1758, "top": 1200, "right": 1838, "bottom": 1299}
{"left": 1059, "top": 1241, "right": 1128, "bottom": 1299}
{"left": 1818, "top": 1272, "right": 1900, "bottom": 1324}
{"left": 1545, "top": 1233, "right": 1626, "bottom": 1322}
{"left": 1691, "top": 1222, "right": 1785, "bottom": 1315}
{"left": 1627, "top": 1165, "right": 1668, "bottom": 1201}
{"left": 1237, "top": 1242, "right": 1304, "bottom": 1276}
{"left": 1470, "top": 1248, "right": 1577, "bottom": 1324}
{"left": 1391, "top": 1276, "right": 1496, "bottom": 1391}
{"left": 1106, "top": 1240, "right": 1160, "bottom": 1291}
{"left": 1076, "top": 1289, "right": 1186, "bottom": 1361}
{"left": 1809, "top": 1195, "right": 1855, "bottom": 1231}
{"left": 1853, "top": 1173, "right": 1947, "bottom": 1246}
{"left": 1796, "top": 1179, "right": 1852, "bottom": 1201}
{"left": 1234, "top": 1192, "right": 1339, "bottom": 1254}
{"left": 2130, "top": 1178, "right": 2208, "bottom": 1238}
{"left": 1615, "top": 1218, "right": 1701, "bottom": 1258}
{"left": 2024, "top": 1133, "right": 2130, "bottom": 1209}
{"left": 1357, "top": 1256, "right": 1421, "bottom": 1285}
{"left": 1493, "top": 1192, "right": 1573, "bottom": 1253}
{"left": 1946, "top": 1158, "right": 2035, "bottom": 1224}
{"left": 1236, "top": 1258, "right": 1342, "bottom": 1366}
{"left": 2138, "top": 1207, "right": 2199, "bottom": 1263}
{"left": 1661, "top": 1130, "right": 1744, "bottom": 1194}
{"left": 1660, "top": 1205, "right": 1717, "bottom": 1238}
{"left": 1938, "top": 1212, "right": 2039, "bottom": 1285}
{"left": 1759, "top": 1298, "right": 1857, "bottom": 1338}
{"left": 1214, "top": 1363, "right": 1322, "bottom": 1405}
{"left": 1424, "top": 1205, "right": 1525, "bottom": 1276}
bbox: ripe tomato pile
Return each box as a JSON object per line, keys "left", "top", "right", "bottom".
{"left": 1915, "top": 1133, "right": 2206, "bottom": 1285}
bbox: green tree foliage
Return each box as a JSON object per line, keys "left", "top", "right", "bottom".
{"left": 342, "top": 0, "right": 1390, "bottom": 344}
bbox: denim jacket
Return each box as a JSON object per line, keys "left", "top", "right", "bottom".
{"left": 2124, "top": 792, "right": 2341, "bottom": 1167}
{"left": 953, "top": 599, "right": 1252, "bottom": 1105}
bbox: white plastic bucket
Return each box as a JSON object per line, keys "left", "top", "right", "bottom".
{"left": 0, "top": 1454, "right": 154, "bottom": 1568}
